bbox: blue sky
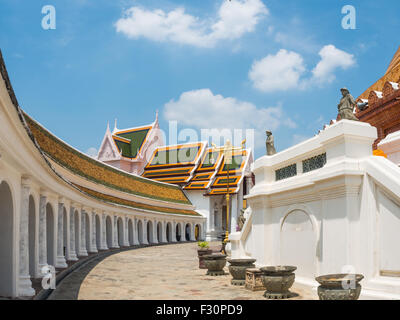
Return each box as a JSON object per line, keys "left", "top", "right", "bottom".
{"left": 0, "top": 0, "right": 399, "bottom": 159}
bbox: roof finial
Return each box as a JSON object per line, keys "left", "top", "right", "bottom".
{"left": 153, "top": 110, "right": 159, "bottom": 128}
{"left": 114, "top": 118, "right": 118, "bottom": 131}
{"left": 106, "top": 121, "right": 110, "bottom": 132}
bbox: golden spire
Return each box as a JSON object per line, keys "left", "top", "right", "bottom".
{"left": 385, "top": 45, "right": 400, "bottom": 75}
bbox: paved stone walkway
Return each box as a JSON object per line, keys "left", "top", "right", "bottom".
{"left": 49, "top": 242, "right": 318, "bottom": 300}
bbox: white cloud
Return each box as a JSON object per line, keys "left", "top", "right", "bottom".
{"left": 86, "top": 147, "right": 98, "bottom": 158}
{"left": 115, "top": 0, "right": 268, "bottom": 48}
{"left": 163, "top": 89, "right": 295, "bottom": 149}
{"left": 210, "top": 0, "right": 268, "bottom": 41}
{"left": 249, "top": 45, "right": 356, "bottom": 92}
{"left": 248, "top": 49, "right": 306, "bottom": 92}
{"left": 311, "top": 45, "right": 356, "bottom": 83}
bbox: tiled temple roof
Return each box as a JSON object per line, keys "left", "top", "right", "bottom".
{"left": 143, "top": 143, "right": 251, "bottom": 195}
{"left": 185, "top": 148, "right": 224, "bottom": 190}
{"left": 142, "top": 142, "right": 206, "bottom": 184}
{"left": 112, "top": 125, "right": 152, "bottom": 159}
{"left": 354, "top": 45, "right": 400, "bottom": 149}
{"left": 24, "top": 115, "right": 192, "bottom": 205}
{"left": 206, "top": 149, "right": 250, "bottom": 195}
{"left": 0, "top": 50, "right": 197, "bottom": 216}
{"left": 73, "top": 184, "right": 199, "bottom": 216}
{"left": 357, "top": 46, "right": 400, "bottom": 100}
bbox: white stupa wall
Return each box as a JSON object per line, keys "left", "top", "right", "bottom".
{"left": 230, "top": 120, "right": 400, "bottom": 299}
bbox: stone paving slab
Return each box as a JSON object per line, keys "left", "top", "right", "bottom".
{"left": 49, "top": 242, "right": 318, "bottom": 300}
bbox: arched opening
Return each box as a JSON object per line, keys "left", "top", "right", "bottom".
{"left": 128, "top": 219, "right": 134, "bottom": 245}
{"left": 28, "top": 195, "right": 36, "bottom": 278}
{"left": 0, "top": 181, "right": 14, "bottom": 297}
{"left": 63, "top": 207, "right": 67, "bottom": 259}
{"left": 280, "top": 210, "right": 316, "bottom": 278}
{"left": 166, "top": 222, "right": 171, "bottom": 242}
{"left": 85, "top": 212, "right": 90, "bottom": 252}
{"left": 185, "top": 223, "right": 191, "bottom": 241}
{"left": 137, "top": 220, "right": 143, "bottom": 244}
{"left": 117, "top": 217, "right": 124, "bottom": 247}
{"left": 46, "top": 203, "right": 55, "bottom": 266}
{"left": 74, "top": 210, "right": 80, "bottom": 256}
{"left": 157, "top": 222, "right": 162, "bottom": 243}
{"left": 195, "top": 224, "right": 201, "bottom": 241}
{"left": 378, "top": 189, "right": 400, "bottom": 274}
{"left": 176, "top": 223, "right": 182, "bottom": 242}
{"left": 147, "top": 220, "right": 153, "bottom": 244}
{"left": 95, "top": 215, "right": 101, "bottom": 250}
{"left": 106, "top": 216, "right": 113, "bottom": 248}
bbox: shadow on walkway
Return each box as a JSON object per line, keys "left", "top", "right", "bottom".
{"left": 47, "top": 242, "right": 194, "bottom": 300}
{"left": 48, "top": 254, "right": 108, "bottom": 300}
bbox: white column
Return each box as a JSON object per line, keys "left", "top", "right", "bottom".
{"left": 68, "top": 206, "right": 78, "bottom": 261}
{"left": 121, "top": 217, "right": 129, "bottom": 247}
{"left": 190, "top": 223, "right": 196, "bottom": 241}
{"left": 152, "top": 220, "right": 158, "bottom": 244}
{"left": 161, "top": 221, "right": 167, "bottom": 243}
{"left": 38, "top": 194, "right": 47, "bottom": 275}
{"left": 217, "top": 204, "right": 223, "bottom": 231}
{"left": 171, "top": 221, "right": 177, "bottom": 242}
{"left": 79, "top": 209, "right": 88, "bottom": 256}
{"left": 209, "top": 199, "right": 216, "bottom": 232}
{"left": 133, "top": 218, "right": 139, "bottom": 245}
{"left": 56, "top": 202, "right": 67, "bottom": 268}
{"left": 100, "top": 213, "right": 108, "bottom": 250}
{"left": 124, "top": 217, "right": 129, "bottom": 246}
{"left": 88, "top": 212, "right": 98, "bottom": 253}
{"left": 64, "top": 201, "right": 71, "bottom": 261}
{"left": 32, "top": 191, "right": 40, "bottom": 278}
{"left": 230, "top": 194, "right": 239, "bottom": 234}
{"left": 18, "top": 179, "right": 35, "bottom": 296}
{"left": 142, "top": 219, "right": 149, "bottom": 245}
{"left": 180, "top": 222, "right": 185, "bottom": 241}
{"left": 246, "top": 176, "right": 254, "bottom": 193}
{"left": 112, "top": 215, "right": 120, "bottom": 248}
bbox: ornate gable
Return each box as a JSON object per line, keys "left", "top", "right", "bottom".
{"left": 97, "top": 123, "right": 121, "bottom": 161}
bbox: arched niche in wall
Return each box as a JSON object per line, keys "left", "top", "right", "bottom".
{"left": 280, "top": 209, "right": 317, "bottom": 278}
{"left": 0, "top": 181, "right": 14, "bottom": 297}
{"left": 378, "top": 189, "right": 400, "bottom": 276}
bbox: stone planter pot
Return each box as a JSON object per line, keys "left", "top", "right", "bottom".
{"left": 227, "top": 258, "right": 256, "bottom": 286}
{"left": 315, "top": 274, "right": 364, "bottom": 300}
{"left": 260, "top": 266, "right": 297, "bottom": 299}
{"left": 197, "top": 249, "right": 212, "bottom": 269}
{"left": 203, "top": 254, "right": 227, "bottom": 276}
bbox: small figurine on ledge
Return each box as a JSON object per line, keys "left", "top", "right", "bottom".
{"left": 237, "top": 209, "right": 246, "bottom": 231}
{"left": 266, "top": 130, "right": 276, "bottom": 156}
{"left": 337, "top": 87, "right": 359, "bottom": 121}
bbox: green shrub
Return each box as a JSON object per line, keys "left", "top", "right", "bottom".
{"left": 197, "top": 241, "right": 209, "bottom": 249}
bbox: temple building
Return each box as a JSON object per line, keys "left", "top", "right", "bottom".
{"left": 97, "top": 124, "right": 254, "bottom": 240}
{"left": 0, "top": 51, "right": 204, "bottom": 298}
{"left": 97, "top": 115, "right": 164, "bottom": 175}
{"left": 230, "top": 45, "right": 400, "bottom": 299}
{"left": 355, "top": 46, "right": 400, "bottom": 165}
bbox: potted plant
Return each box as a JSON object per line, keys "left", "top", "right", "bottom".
{"left": 197, "top": 241, "right": 212, "bottom": 269}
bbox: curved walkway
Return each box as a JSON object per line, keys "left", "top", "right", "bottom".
{"left": 48, "top": 242, "right": 317, "bottom": 300}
